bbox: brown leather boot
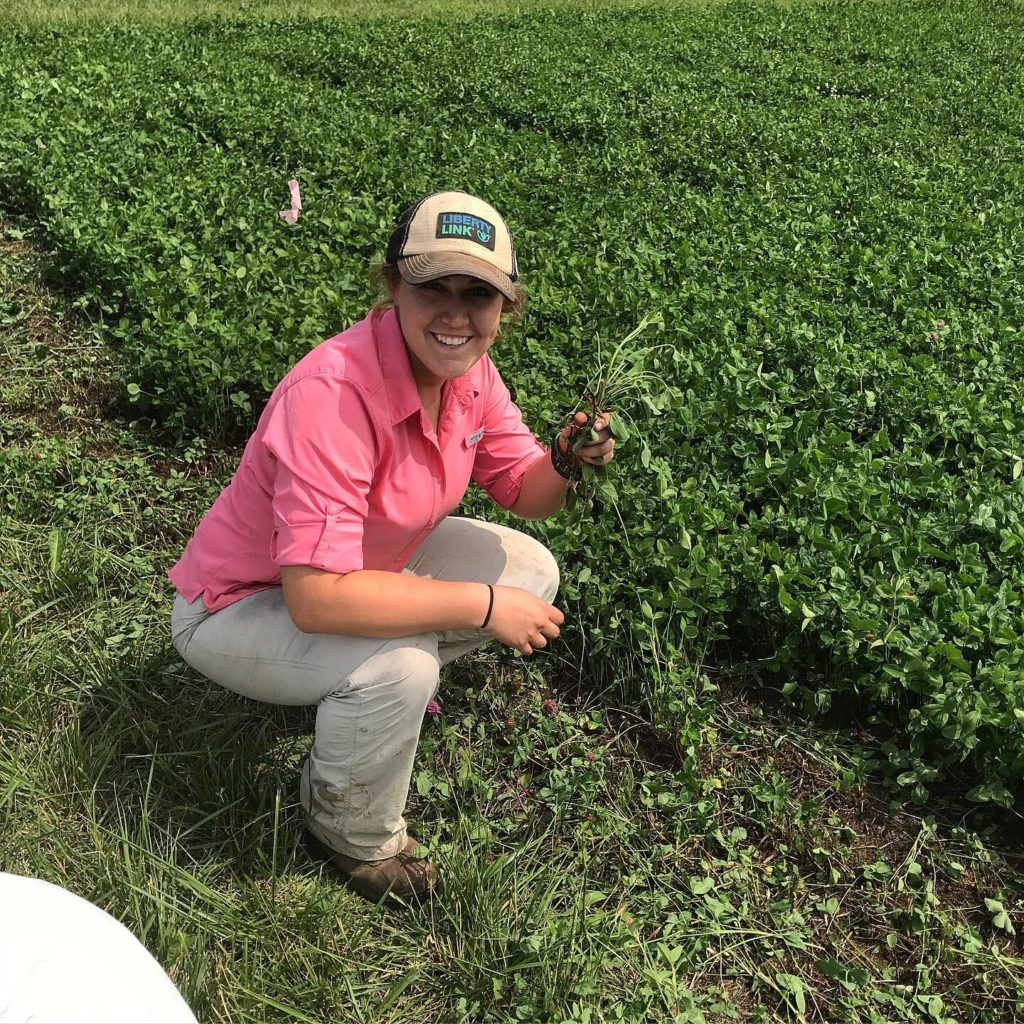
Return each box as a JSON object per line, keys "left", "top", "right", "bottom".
{"left": 305, "top": 832, "right": 437, "bottom": 902}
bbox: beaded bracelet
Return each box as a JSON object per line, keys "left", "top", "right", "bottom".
{"left": 550, "top": 431, "right": 582, "bottom": 482}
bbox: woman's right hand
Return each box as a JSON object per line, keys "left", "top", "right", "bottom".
{"left": 485, "top": 585, "right": 564, "bottom": 655}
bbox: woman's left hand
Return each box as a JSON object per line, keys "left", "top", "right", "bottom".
{"left": 558, "top": 410, "right": 615, "bottom": 468}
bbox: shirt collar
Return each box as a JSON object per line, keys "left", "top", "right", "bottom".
{"left": 374, "top": 306, "right": 481, "bottom": 427}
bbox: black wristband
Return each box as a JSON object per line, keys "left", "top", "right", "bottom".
{"left": 481, "top": 584, "right": 495, "bottom": 629}
{"left": 550, "top": 431, "right": 582, "bottom": 482}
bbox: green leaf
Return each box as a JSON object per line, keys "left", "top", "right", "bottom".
{"left": 658, "top": 943, "right": 683, "bottom": 965}
{"left": 48, "top": 529, "right": 65, "bottom": 574}
{"left": 815, "top": 958, "right": 868, "bottom": 989}
{"left": 775, "top": 973, "right": 806, "bottom": 1014}
{"left": 993, "top": 910, "right": 1015, "bottom": 933}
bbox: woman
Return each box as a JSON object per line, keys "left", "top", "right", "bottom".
{"left": 168, "top": 191, "right": 614, "bottom": 901}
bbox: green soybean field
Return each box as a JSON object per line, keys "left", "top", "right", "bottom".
{"left": 3, "top": 1, "right": 1024, "bottom": 1021}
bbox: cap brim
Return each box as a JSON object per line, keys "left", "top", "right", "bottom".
{"left": 398, "top": 253, "right": 517, "bottom": 302}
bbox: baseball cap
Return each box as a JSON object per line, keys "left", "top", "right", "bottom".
{"left": 385, "top": 191, "right": 520, "bottom": 301}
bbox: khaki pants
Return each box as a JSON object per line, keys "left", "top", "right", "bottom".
{"left": 170, "top": 517, "right": 559, "bottom": 861}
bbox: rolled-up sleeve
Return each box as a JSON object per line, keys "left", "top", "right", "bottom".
{"left": 471, "top": 358, "right": 547, "bottom": 509}
{"left": 261, "top": 373, "right": 380, "bottom": 575}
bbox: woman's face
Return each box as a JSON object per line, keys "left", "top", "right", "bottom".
{"left": 388, "top": 274, "right": 505, "bottom": 394}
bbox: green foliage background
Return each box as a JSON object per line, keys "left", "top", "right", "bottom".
{"left": 2, "top": 0, "right": 1024, "bottom": 801}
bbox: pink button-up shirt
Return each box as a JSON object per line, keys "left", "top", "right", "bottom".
{"left": 168, "top": 306, "right": 548, "bottom": 612}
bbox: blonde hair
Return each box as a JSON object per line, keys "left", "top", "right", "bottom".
{"left": 369, "top": 262, "right": 527, "bottom": 325}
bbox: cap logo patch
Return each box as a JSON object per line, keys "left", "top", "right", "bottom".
{"left": 436, "top": 212, "right": 496, "bottom": 251}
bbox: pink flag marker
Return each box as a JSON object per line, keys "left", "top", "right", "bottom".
{"left": 279, "top": 178, "right": 302, "bottom": 224}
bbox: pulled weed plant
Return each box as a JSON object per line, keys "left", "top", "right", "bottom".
{"left": 562, "top": 312, "right": 665, "bottom": 526}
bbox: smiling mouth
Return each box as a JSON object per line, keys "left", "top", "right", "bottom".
{"left": 431, "top": 331, "right": 473, "bottom": 349}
